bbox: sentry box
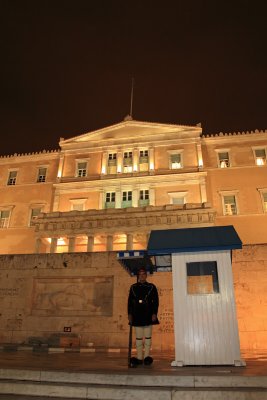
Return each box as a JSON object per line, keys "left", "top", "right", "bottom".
{"left": 147, "top": 225, "right": 245, "bottom": 367}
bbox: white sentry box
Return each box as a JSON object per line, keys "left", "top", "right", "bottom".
{"left": 171, "top": 249, "right": 245, "bottom": 366}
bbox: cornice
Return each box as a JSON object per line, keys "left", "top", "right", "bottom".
{"left": 61, "top": 137, "right": 202, "bottom": 154}
{"left": 53, "top": 171, "right": 207, "bottom": 193}
{"left": 201, "top": 129, "right": 267, "bottom": 141}
{"left": 204, "top": 165, "right": 267, "bottom": 172}
{"left": 0, "top": 150, "right": 60, "bottom": 164}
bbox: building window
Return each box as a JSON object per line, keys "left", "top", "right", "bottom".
{"left": 263, "top": 193, "right": 267, "bottom": 212}
{"left": 108, "top": 153, "right": 117, "bottom": 164}
{"left": 76, "top": 162, "right": 87, "bottom": 177}
{"left": 223, "top": 195, "right": 237, "bottom": 215}
{"left": 108, "top": 153, "right": 117, "bottom": 174}
{"left": 0, "top": 210, "right": 10, "bottom": 228}
{"left": 123, "top": 152, "right": 133, "bottom": 172}
{"left": 70, "top": 198, "right": 87, "bottom": 211}
{"left": 72, "top": 203, "right": 84, "bottom": 211}
{"left": 30, "top": 208, "right": 42, "bottom": 226}
{"left": 37, "top": 167, "right": 47, "bottom": 182}
{"left": 105, "top": 192, "right": 116, "bottom": 208}
{"left": 139, "top": 190, "right": 149, "bottom": 206}
{"left": 261, "top": 192, "right": 267, "bottom": 212}
{"left": 172, "top": 197, "right": 185, "bottom": 205}
{"left": 254, "top": 149, "right": 266, "bottom": 166}
{"left": 124, "top": 151, "right": 132, "bottom": 159}
{"left": 170, "top": 153, "right": 182, "bottom": 169}
{"left": 257, "top": 189, "right": 267, "bottom": 213}
{"left": 258, "top": 191, "right": 267, "bottom": 213}
{"left": 139, "top": 150, "right": 148, "bottom": 163}
{"left": 108, "top": 153, "right": 117, "bottom": 161}
{"left": 7, "top": 171, "right": 17, "bottom": 185}
{"left": 122, "top": 191, "right": 132, "bottom": 208}
{"left": 139, "top": 150, "right": 149, "bottom": 172}
{"left": 168, "top": 191, "right": 187, "bottom": 205}
{"left": 218, "top": 152, "right": 230, "bottom": 168}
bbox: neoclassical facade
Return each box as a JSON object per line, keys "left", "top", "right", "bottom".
{"left": 0, "top": 118, "right": 267, "bottom": 254}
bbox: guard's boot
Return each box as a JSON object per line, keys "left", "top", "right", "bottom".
{"left": 144, "top": 356, "right": 153, "bottom": 365}
{"left": 130, "top": 357, "right": 139, "bottom": 367}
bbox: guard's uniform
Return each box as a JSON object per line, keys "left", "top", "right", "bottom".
{"left": 128, "top": 281, "right": 159, "bottom": 362}
{"left": 128, "top": 281, "right": 159, "bottom": 326}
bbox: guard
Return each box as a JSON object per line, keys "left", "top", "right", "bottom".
{"left": 128, "top": 267, "right": 159, "bottom": 365}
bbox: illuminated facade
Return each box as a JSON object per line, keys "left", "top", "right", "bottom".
{"left": 0, "top": 119, "right": 267, "bottom": 255}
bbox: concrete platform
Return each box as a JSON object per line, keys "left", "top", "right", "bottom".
{"left": 0, "top": 350, "right": 267, "bottom": 399}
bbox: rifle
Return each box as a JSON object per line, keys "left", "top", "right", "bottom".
{"left": 128, "top": 323, "right": 133, "bottom": 367}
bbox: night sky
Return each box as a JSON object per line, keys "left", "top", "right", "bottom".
{"left": 1, "top": 1, "right": 267, "bottom": 155}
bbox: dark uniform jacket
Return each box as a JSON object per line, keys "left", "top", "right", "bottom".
{"left": 128, "top": 281, "right": 159, "bottom": 326}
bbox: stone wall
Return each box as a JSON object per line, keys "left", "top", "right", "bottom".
{"left": 0, "top": 252, "right": 174, "bottom": 351}
{"left": 0, "top": 245, "right": 266, "bottom": 352}
{"left": 233, "top": 245, "right": 267, "bottom": 351}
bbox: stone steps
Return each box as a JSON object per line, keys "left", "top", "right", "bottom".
{"left": 0, "top": 368, "right": 267, "bottom": 399}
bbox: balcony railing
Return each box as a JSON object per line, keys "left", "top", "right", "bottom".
{"left": 108, "top": 159, "right": 117, "bottom": 166}
{"left": 123, "top": 158, "right": 133, "bottom": 166}
{"left": 121, "top": 200, "right": 132, "bottom": 208}
{"left": 139, "top": 199, "right": 149, "bottom": 207}
{"left": 105, "top": 202, "right": 115, "bottom": 209}
{"left": 139, "top": 156, "right": 149, "bottom": 164}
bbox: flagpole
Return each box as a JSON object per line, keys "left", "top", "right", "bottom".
{"left": 130, "top": 77, "right": 134, "bottom": 118}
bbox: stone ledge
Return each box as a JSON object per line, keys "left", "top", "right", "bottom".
{"left": 0, "top": 344, "right": 125, "bottom": 354}
{"left": 1, "top": 368, "right": 267, "bottom": 390}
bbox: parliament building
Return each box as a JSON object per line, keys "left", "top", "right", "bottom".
{"left": 0, "top": 118, "right": 267, "bottom": 353}
{"left": 1, "top": 118, "right": 267, "bottom": 255}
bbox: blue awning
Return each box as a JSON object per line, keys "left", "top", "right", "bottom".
{"left": 117, "top": 226, "right": 242, "bottom": 275}
{"left": 147, "top": 225, "right": 242, "bottom": 255}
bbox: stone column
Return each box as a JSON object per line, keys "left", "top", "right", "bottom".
{"left": 35, "top": 237, "right": 42, "bottom": 254}
{"left": 133, "top": 148, "right": 139, "bottom": 172}
{"left": 53, "top": 191, "right": 60, "bottom": 211}
{"left": 132, "top": 188, "right": 139, "bottom": 207}
{"left": 106, "top": 234, "right": 113, "bottom": 251}
{"left": 149, "top": 188, "right": 155, "bottom": 206}
{"left": 57, "top": 154, "right": 65, "bottom": 179}
{"left": 101, "top": 151, "right": 108, "bottom": 175}
{"left": 50, "top": 237, "right": 58, "bottom": 253}
{"left": 87, "top": 235, "right": 94, "bottom": 252}
{"left": 115, "top": 189, "right": 121, "bottom": 208}
{"left": 68, "top": 236, "right": 76, "bottom": 253}
{"left": 126, "top": 233, "right": 134, "bottom": 250}
{"left": 200, "top": 178, "right": 207, "bottom": 203}
{"left": 99, "top": 190, "right": 104, "bottom": 209}
{"left": 196, "top": 143, "right": 203, "bottom": 168}
{"left": 117, "top": 151, "right": 123, "bottom": 173}
{"left": 149, "top": 147, "right": 155, "bottom": 170}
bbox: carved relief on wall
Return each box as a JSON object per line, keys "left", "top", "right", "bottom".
{"left": 0, "top": 288, "right": 19, "bottom": 298}
{"left": 31, "top": 276, "right": 113, "bottom": 317}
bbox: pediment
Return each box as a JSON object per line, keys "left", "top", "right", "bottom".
{"left": 59, "top": 119, "right": 201, "bottom": 150}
